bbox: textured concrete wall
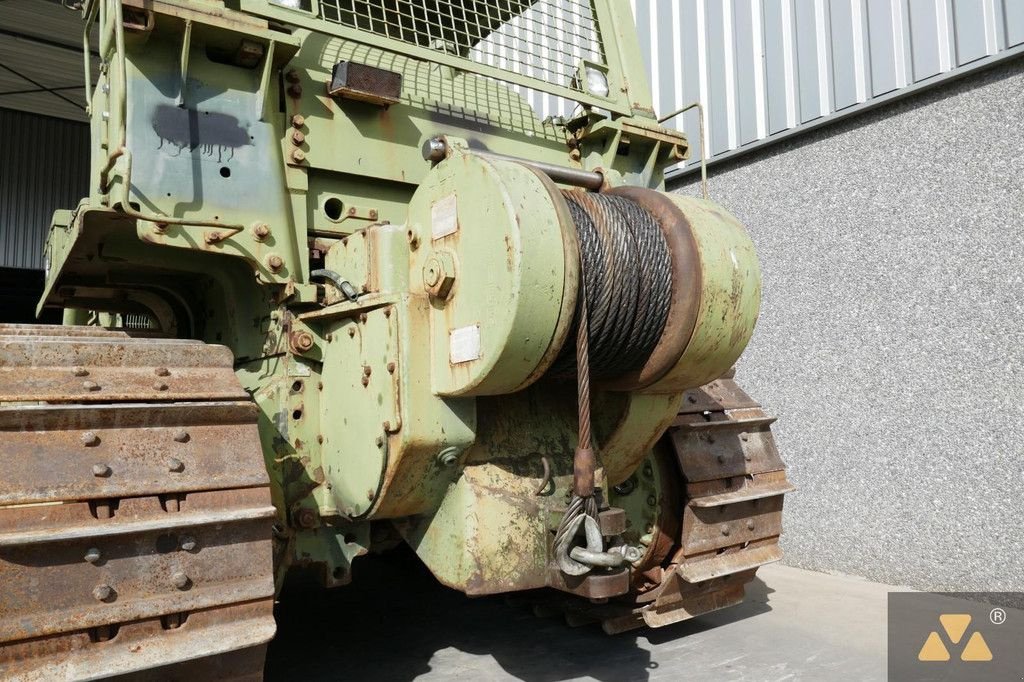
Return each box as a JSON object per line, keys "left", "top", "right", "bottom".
{"left": 673, "top": 58, "right": 1024, "bottom": 594}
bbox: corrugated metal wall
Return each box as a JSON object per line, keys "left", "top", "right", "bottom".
{"left": 0, "top": 108, "right": 89, "bottom": 270}
{"left": 624, "top": 0, "right": 1024, "bottom": 176}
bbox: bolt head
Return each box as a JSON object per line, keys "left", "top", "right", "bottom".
{"left": 422, "top": 258, "right": 442, "bottom": 287}
{"left": 437, "top": 447, "right": 460, "bottom": 467}
{"left": 721, "top": 525, "right": 731, "bottom": 536}
{"left": 153, "top": 381, "right": 168, "bottom": 391}
{"left": 746, "top": 520, "right": 755, "bottom": 531}
{"left": 173, "top": 430, "right": 189, "bottom": 443}
{"left": 72, "top": 366, "right": 89, "bottom": 377}
{"left": 154, "top": 367, "right": 170, "bottom": 377}
{"left": 84, "top": 547, "right": 102, "bottom": 564}
{"left": 180, "top": 536, "right": 197, "bottom": 552}
{"left": 386, "top": 362, "right": 396, "bottom": 373}
{"left": 291, "top": 149, "right": 305, "bottom": 163}
{"left": 83, "top": 380, "right": 100, "bottom": 391}
{"left": 291, "top": 130, "right": 305, "bottom": 145}
{"left": 92, "top": 463, "right": 111, "bottom": 477}
{"left": 166, "top": 457, "right": 185, "bottom": 473}
{"left": 252, "top": 222, "right": 270, "bottom": 240}
{"left": 267, "top": 254, "right": 284, "bottom": 271}
{"left": 291, "top": 331, "right": 314, "bottom": 352}
{"left": 171, "top": 571, "right": 190, "bottom": 589}
{"left": 92, "top": 584, "right": 113, "bottom": 601}
{"left": 291, "top": 114, "right": 305, "bottom": 128}
{"left": 81, "top": 431, "right": 100, "bottom": 447}
{"left": 375, "top": 436, "right": 384, "bottom": 448}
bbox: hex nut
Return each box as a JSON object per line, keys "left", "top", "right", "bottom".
{"left": 171, "top": 571, "right": 190, "bottom": 589}
{"left": 93, "top": 584, "right": 113, "bottom": 601}
{"left": 84, "top": 547, "right": 102, "bottom": 564}
{"left": 252, "top": 222, "right": 271, "bottom": 241}
{"left": 291, "top": 114, "right": 305, "bottom": 128}
{"left": 267, "top": 254, "right": 284, "bottom": 271}
{"left": 290, "top": 330, "right": 315, "bottom": 353}
{"left": 180, "top": 536, "right": 198, "bottom": 552}
{"left": 422, "top": 250, "right": 456, "bottom": 299}
{"left": 291, "top": 130, "right": 305, "bottom": 145}
{"left": 173, "top": 430, "right": 190, "bottom": 443}
{"left": 92, "top": 463, "right": 111, "bottom": 478}
{"left": 295, "top": 508, "right": 317, "bottom": 529}
{"left": 72, "top": 366, "right": 89, "bottom": 377}
{"left": 81, "top": 431, "right": 100, "bottom": 447}
{"left": 166, "top": 457, "right": 185, "bottom": 473}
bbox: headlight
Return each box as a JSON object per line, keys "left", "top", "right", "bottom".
{"left": 270, "top": 0, "right": 310, "bottom": 10}
{"left": 585, "top": 66, "right": 610, "bottom": 98}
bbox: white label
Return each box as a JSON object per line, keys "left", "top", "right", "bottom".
{"left": 431, "top": 194, "right": 459, "bottom": 240}
{"left": 449, "top": 325, "right": 481, "bottom": 364}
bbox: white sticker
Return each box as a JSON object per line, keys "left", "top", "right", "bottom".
{"left": 449, "top": 325, "right": 481, "bottom": 364}
{"left": 431, "top": 194, "right": 459, "bottom": 240}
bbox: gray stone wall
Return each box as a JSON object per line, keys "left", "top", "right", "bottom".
{"left": 673, "top": 58, "right": 1024, "bottom": 593}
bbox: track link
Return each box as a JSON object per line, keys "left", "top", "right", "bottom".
{"left": 0, "top": 324, "right": 276, "bottom": 681}
{"left": 524, "top": 373, "right": 792, "bottom": 633}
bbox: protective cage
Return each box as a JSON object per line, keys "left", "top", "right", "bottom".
{"left": 243, "top": 0, "right": 629, "bottom": 112}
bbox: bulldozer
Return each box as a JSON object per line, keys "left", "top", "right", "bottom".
{"left": 0, "top": 0, "right": 792, "bottom": 678}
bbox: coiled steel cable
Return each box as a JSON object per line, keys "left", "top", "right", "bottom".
{"left": 552, "top": 190, "right": 673, "bottom": 573}
{"left": 553, "top": 192, "right": 672, "bottom": 379}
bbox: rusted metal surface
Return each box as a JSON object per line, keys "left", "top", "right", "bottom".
{"left": 0, "top": 325, "right": 275, "bottom": 681}
{"left": 0, "top": 329, "right": 247, "bottom": 403}
{"left": 517, "top": 374, "right": 791, "bottom": 635}
{"left": 0, "top": 402, "right": 268, "bottom": 505}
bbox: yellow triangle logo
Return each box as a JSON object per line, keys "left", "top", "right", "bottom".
{"left": 961, "top": 632, "right": 993, "bottom": 662}
{"left": 939, "top": 614, "right": 971, "bottom": 644}
{"left": 918, "top": 631, "right": 950, "bottom": 661}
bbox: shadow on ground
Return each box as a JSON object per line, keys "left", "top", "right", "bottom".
{"left": 265, "top": 547, "right": 774, "bottom": 681}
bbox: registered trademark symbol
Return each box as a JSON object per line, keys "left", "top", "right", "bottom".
{"left": 990, "top": 607, "right": 1007, "bottom": 625}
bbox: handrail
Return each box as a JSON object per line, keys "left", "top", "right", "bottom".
{"left": 658, "top": 101, "right": 709, "bottom": 200}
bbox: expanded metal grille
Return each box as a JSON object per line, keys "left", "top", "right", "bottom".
{"left": 318, "top": 0, "right": 605, "bottom": 92}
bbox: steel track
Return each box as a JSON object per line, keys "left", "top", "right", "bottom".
{"left": 0, "top": 324, "right": 276, "bottom": 681}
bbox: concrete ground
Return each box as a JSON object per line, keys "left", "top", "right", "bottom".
{"left": 265, "top": 550, "right": 901, "bottom": 681}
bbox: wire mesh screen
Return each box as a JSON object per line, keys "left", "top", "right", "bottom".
{"left": 318, "top": 0, "right": 605, "bottom": 93}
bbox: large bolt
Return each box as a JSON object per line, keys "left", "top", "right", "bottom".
{"left": 81, "top": 431, "right": 100, "bottom": 447}
{"left": 180, "top": 536, "right": 197, "bottom": 552}
{"left": 423, "top": 258, "right": 442, "bottom": 287}
{"left": 72, "top": 366, "right": 89, "bottom": 377}
{"left": 173, "top": 430, "right": 189, "bottom": 443}
{"left": 290, "top": 331, "right": 315, "bottom": 353}
{"left": 83, "top": 380, "right": 100, "bottom": 391}
{"left": 154, "top": 367, "right": 170, "bottom": 377}
{"left": 92, "top": 463, "right": 111, "bottom": 478}
{"left": 266, "top": 254, "right": 284, "bottom": 272}
{"left": 291, "top": 130, "right": 305, "bottom": 145}
{"left": 437, "top": 447, "right": 459, "bottom": 467}
{"left": 153, "top": 381, "right": 168, "bottom": 391}
{"left": 291, "top": 148, "right": 305, "bottom": 163}
{"left": 166, "top": 457, "right": 185, "bottom": 473}
{"left": 291, "top": 114, "right": 305, "bottom": 128}
{"left": 252, "top": 222, "right": 271, "bottom": 241}
{"left": 721, "top": 525, "right": 731, "bottom": 536}
{"left": 92, "top": 584, "right": 113, "bottom": 601}
{"left": 295, "top": 507, "right": 317, "bottom": 529}
{"left": 84, "top": 548, "right": 102, "bottom": 564}
{"left": 171, "top": 571, "right": 190, "bottom": 589}
{"left": 422, "top": 251, "right": 456, "bottom": 299}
